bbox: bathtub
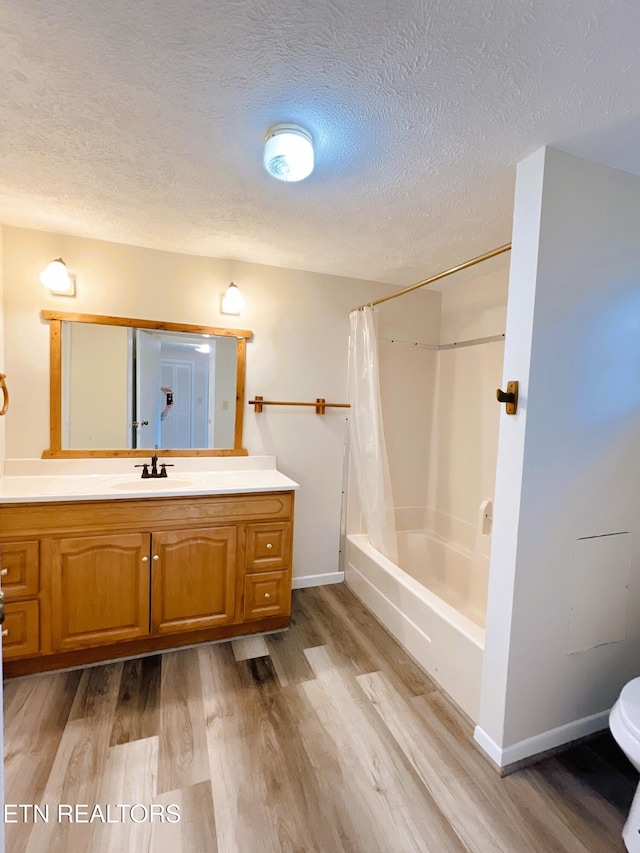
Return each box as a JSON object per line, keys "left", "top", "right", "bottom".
{"left": 344, "top": 530, "right": 486, "bottom": 721}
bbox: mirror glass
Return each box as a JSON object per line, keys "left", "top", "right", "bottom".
{"left": 42, "top": 311, "right": 251, "bottom": 457}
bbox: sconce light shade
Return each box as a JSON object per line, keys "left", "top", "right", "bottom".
{"left": 40, "top": 258, "right": 75, "bottom": 295}
{"left": 264, "top": 123, "right": 314, "bottom": 182}
{"left": 221, "top": 282, "right": 244, "bottom": 315}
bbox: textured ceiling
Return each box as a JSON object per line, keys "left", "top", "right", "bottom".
{"left": 1, "top": 0, "right": 639, "bottom": 285}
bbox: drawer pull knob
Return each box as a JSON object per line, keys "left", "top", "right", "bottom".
{"left": 264, "top": 593, "right": 271, "bottom": 599}
{"left": 0, "top": 568, "right": 7, "bottom": 576}
{"left": 142, "top": 556, "right": 149, "bottom": 563}
{"left": 153, "top": 555, "right": 160, "bottom": 562}
{"left": 266, "top": 543, "right": 273, "bottom": 550}
{"left": 2, "top": 629, "right": 8, "bottom": 638}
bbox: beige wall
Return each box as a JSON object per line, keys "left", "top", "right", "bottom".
{"left": 0, "top": 227, "right": 4, "bottom": 464}
{"left": 66, "top": 322, "right": 129, "bottom": 448}
{"left": 428, "top": 261, "right": 509, "bottom": 547}
{"left": 377, "top": 289, "right": 441, "bottom": 527}
{"left": 1, "top": 225, "right": 408, "bottom": 584}
{"left": 213, "top": 336, "right": 237, "bottom": 448}
{"left": 374, "top": 259, "right": 508, "bottom": 548}
{"left": 438, "top": 260, "right": 509, "bottom": 344}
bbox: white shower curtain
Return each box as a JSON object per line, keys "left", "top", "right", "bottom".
{"left": 348, "top": 307, "right": 398, "bottom": 564}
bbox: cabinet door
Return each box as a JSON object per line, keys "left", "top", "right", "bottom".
{"left": 51, "top": 533, "right": 151, "bottom": 651}
{"left": 151, "top": 526, "right": 237, "bottom": 635}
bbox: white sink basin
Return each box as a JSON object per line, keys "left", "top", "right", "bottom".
{"left": 109, "top": 476, "right": 197, "bottom": 491}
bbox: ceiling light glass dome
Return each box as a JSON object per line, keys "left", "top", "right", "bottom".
{"left": 264, "top": 123, "right": 314, "bottom": 182}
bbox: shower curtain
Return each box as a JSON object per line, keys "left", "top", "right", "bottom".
{"left": 348, "top": 307, "right": 398, "bottom": 564}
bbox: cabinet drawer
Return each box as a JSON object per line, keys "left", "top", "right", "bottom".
{"left": 244, "top": 571, "right": 291, "bottom": 620}
{"left": 2, "top": 600, "right": 39, "bottom": 659}
{"left": 245, "top": 523, "right": 292, "bottom": 572}
{"left": 1, "top": 540, "right": 39, "bottom": 600}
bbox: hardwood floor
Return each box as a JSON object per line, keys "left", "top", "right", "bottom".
{"left": 3, "top": 583, "right": 637, "bottom": 852}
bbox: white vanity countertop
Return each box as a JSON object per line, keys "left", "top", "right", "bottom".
{"left": 0, "top": 457, "right": 299, "bottom": 504}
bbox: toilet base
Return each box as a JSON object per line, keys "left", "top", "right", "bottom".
{"left": 623, "top": 784, "right": 640, "bottom": 853}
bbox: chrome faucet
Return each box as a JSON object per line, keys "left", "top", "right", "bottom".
{"left": 135, "top": 448, "right": 174, "bottom": 479}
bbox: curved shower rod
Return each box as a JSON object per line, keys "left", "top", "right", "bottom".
{"left": 355, "top": 243, "right": 512, "bottom": 311}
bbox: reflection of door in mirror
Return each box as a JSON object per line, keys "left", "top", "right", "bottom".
{"left": 160, "top": 357, "right": 196, "bottom": 449}
{"left": 135, "top": 330, "right": 161, "bottom": 448}
{"left": 136, "top": 332, "right": 215, "bottom": 450}
{"left": 52, "top": 311, "right": 249, "bottom": 455}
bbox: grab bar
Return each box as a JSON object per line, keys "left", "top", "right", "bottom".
{"left": 0, "top": 374, "right": 9, "bottom": 416}
{"left": 249, "top": 396, "right": 350, "bottom": 414}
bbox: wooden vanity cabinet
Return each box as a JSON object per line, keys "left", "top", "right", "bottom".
{"left": 50, "top": 532, "right": 151, "bottom": 651}
{"left": 151, "top": 526, "right": 237, "bottom": 635}
{"left": 0, "top": 539, "right": 41, "bottom": 660}
{"left": 0, "top": 490, "right": 294, "bottom": 676}
{"left": 244, "top": 521, "right": 292, "bottom": 620}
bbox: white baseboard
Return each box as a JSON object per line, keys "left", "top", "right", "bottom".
{"left": 474, "top": 709, "right": 611, "bottom": 769}
{"left": 292, "top": 572, "right": 344, "bottom": 589}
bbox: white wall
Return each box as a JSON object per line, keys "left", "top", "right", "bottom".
{"left": 1, "top": 225, "right": 408, "bottom": 585}
{"left": 477, "top": 147, "right": 640, "bottom": 767}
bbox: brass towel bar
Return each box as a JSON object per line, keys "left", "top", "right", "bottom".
{"left": 249, "top": 396, "right": 350, "bottom": 415}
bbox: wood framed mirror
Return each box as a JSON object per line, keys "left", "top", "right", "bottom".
{"left": 41, "top": 311, "right": 253, "bottom": 458}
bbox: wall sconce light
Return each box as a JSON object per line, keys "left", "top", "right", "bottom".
{"left": 40, "top": 258, "right": 76, "bottom": 296}
{"left": 221, "top": 282, "right": 244, "bottom": 315}
{"left": 264, "top": 123, "right": 314, "bottom": 182}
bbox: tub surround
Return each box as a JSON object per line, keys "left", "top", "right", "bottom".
{"left": 345, "top": 532, "right": 484, "bottom": 721}
{"left": 0, "top": 455, "right": 298, "bottom": 676}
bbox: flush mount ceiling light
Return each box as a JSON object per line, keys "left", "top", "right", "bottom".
{"left": 40, "top": 258, "right": 76, "bottom": 296}
{"left": 264, "top": 123, "right": 314, "bottom": 182}
{"left": 221, "top": 282, "right": 244, "bottom": 315}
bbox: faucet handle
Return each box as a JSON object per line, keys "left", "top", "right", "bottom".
{"left": 134, "top": 463, "right": 150, "bottom": 478}
{"left": 159, "top": 463, "right": 174, "bottom": 478}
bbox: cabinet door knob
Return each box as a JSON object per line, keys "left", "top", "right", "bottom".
{"left": 0, "top": 568, "right": 8, "bottom": 576}
{"left": 153, "top": 555, "right": 160, "bottom": 562}
{"left": 266, "top": 543, "right": 273, "bottom": 550}
{"left": 264, "top": 592, "right": 271, "bottom": 599}
{"left": 2, "top": 629, "right": 8, "bottom": 638}
{"left": 141, "top": 556, "right": 149, "bottom": 563}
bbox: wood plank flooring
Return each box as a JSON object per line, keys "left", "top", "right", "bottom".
{"left": 3, "top": 583, "right": 637, "bottom": 852}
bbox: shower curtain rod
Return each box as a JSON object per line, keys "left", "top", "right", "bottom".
{"left": 356, "top": 243, "right": 512, "bottom": 310}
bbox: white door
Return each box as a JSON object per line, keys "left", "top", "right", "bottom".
{"left": 135, "top": 330, "right": 162, "bottom": 449}
{"left": 160, "top": 360, "right": 194, "bottom": 448}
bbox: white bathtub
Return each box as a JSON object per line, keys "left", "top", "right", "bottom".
{"left": 345, "top": 531, "right": 486, "bottom": 721}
